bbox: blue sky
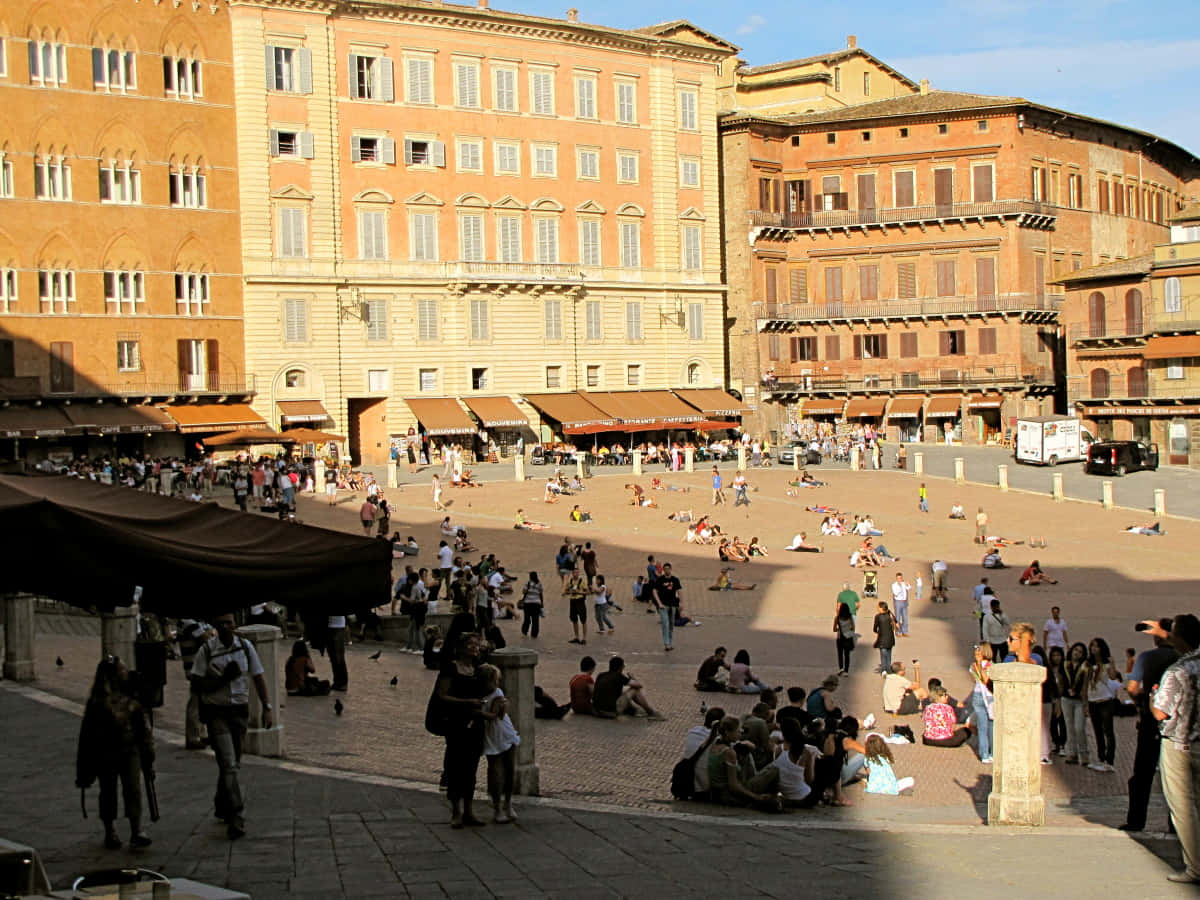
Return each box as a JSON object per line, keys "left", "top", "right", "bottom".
{"left": 513, "top": 0, "right": 1200, "bottom": 156}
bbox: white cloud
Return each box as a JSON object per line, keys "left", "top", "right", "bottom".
{"left": 736, "top": 14, "right": 767, "bottom": 36}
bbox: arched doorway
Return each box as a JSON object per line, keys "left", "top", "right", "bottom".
{"left": 1089, "top": 368, "right": 1110, "bottom": 398}
{"left": 1124, "top": 288, "right": 1143, "bottom": 335}
{"left": 1088, "top": 291, "right": 1106, "bottom": 338}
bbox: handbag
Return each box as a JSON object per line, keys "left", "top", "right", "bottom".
{"left": 424, "top": 682, "right": 448, "bottom": 737}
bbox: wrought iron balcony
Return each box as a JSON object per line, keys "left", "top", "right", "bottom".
{"left": 0, "top": 375, "right": 258, "bottom": 401}
{"left": 763, "top": 364, "right": 1052, "bottom": 399}
{"left": 756, "top": 294, "right": 1061, "bottom": 328}
{"left": 749, "top": 199, "right": 1057, "bottom": 235}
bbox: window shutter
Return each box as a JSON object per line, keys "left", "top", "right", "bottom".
{"left": 825, "top": 334, "right": 840, "bottom": 361}
{"left": 431, "top": 141, "right": 446, "bottom": 168}
{"left": 938, "top": 332, "right": 950, "bottom": 356}
{"left": 298, "top": 48, "right": 313, "bottom": 93}
{"left": 350, "top": 136, "right": 362, "bottom": 162}
{"left": 897, "top": 263, "right": 916, "bottom": 299}
{"left": 978, "top": 327, "right": 996, "bottom": 355}
{"left": 773, "top": 179, "right": 782, "bottom": 213}
{"left": 176, "top": 339, "right": 189, "bottom": 387}
{"left": 378, "top": 57, "right": 394, "bottom": 102}
{"left": 895, "top": 172, "right": 914, "bottom": 207}
{"left": 859, "top": 265, "right": 878, "bottom": 301}
{"left": 936, "top": 260, "right": 955, "bottom": 297}
{"left": 853, "top": 335, "right": 863, "bottom": 359}
{"left": 765, "top": 267, "right": 777, "bottom": 302}
{"left": 269, "top": 129, "right": 281, "bottom": 157}
{"left": 825, "top": 267, "right": 842, "bottom": 301}
{"left": 264, "top": 45, "right": 275, "bottom": 90}
{"left": 790, "top": 269, "right": 808, "bottom": 302}
{"left": 878, "top": 336, "right": 888, "bottom": 358}
{"left": 789, "top": 337, "right": 800, "bottom": 363}
{"left": 347, "top": 54, "right": 359, "bottom": 97}
{"left": 900, "top": 332, "right": 918, "bottom": 358}
{"left": 857, "top": 173, "right": 876, "bottom": 211}
{"left": 380, "top": 138, "right": 396, "bottom": 165}
{"left": 299, "top": 132, "right": 315, "bottom": 159}
{"left": 403, "top": 139, "right": 415, "bottom": 165}
{"left": 973, "top": 165, "right": 993, "bottom": 203}
{"left": 205, "top": 339, "right": 220, "bottom": 389}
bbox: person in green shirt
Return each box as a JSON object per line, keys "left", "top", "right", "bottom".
{"left": 836, "top": 583, "right": 859, "bottom": 622}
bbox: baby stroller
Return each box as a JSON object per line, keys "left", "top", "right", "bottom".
{"left": 862, "top": 569, "right": 879, "bottom": 599}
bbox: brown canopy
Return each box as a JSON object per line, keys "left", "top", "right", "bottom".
{"left": 202, "top": 428, "right": 296, "bottom": 447}
{"left": 0, "top": 475, "right": 392, "bottom": 616}
{"left": 281, "top": 427, "right": 346, "bottom": 444}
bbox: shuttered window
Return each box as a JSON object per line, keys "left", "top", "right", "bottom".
{"left": 284, "top": 298, "right": 307, "bottom": 342}
{"left": 767, "top": 334, "right": 781, "bottom": 361}
{"left": 938, "top": 330, "right": 966, "bottom": 355}
{"left": 825, "top": 267, "right": 843, "bottom": 301}
{"left": 405, "top": 57, "right": 433, "bottom": 103}
{"left": 900, "top": 332, "right": 918, "bottom": 358}
{"left": 626, "top": 301, "right": 642, "bottom": 340}
{"left": 897, "top": 262, "right": 917, "bottom": 299}
{"left": 544, "top": 299, "right": 562, "bottom": 340}
{"left": 579, "top": 220, "right": 601, "bottom": 267}
{"left": 687, "top": 303, "right": 703, "bottom": 340}
{"left": 278, "top": 207, "right": 307, "bottom": 258}
{"left": 619, "top": 222, "right": 640, "bottom": 268}
{"left": 824, "top": 334, "right": 841, "bottom": 361}
{"left": 894, "top": 171, "right": 915, "bottom": 207}
{"left": 765, "top": 267, "right": 777, "bottom": 302}
{"left": 935, "top": 260, "right": 956, "bottom": 297}
{"left": 790, "top": 269, "right": 808, "bottom": 303}
{"left": 358, "top": 210, "right": 388, "bottom": 260}
{"left": 616, "top": 81, "right": 636, "bottom": 124}
{"left": 454, "top": 62, "right": 480, "bottom": 108}
{"left": 498, "top": 217, "right": 522, "bottom": 263}
{"left": 977, "top": 327, "right": 997, "bottom": 355}
{"left": 417, "top": 298, "right": 438, "bottom": 340}
{"left": 348, "top": 54, "right": 393, "bottom": 101}
{"left": 365, "top": 299, "right": 387, "bottom": 341}
{"left": 409, "top": 213, "right": 438, "bottom": 261}
{"left": 858, "top": 265, "right": 879, "bottom": 301}
{"left": 459, "top": 214, "right": 484, "bottom": 262}
{"left": 682, "top": 226, "right": 702, "bottom": 271}
{"left": 857, "top": 173, "right": 876, "bottom": 210}
{"left": 535, "top": 218, "right": 559, "bottom": 263}
{"left": 469, "top": 298, "right": 489, "bottom": 340}
{"left": 585, "top": 300, "right": 603, "bottom": 340}
{"left": 678, "top": 89, "right": 698, "bottom": 130}
{"left": 575, "top": 76, "right": 596, "bottom": 118}
{"left": 789, "top": 337, "right": 817, "bottom": 361}
{"left": 530, "top": 69, "right": 554, "bottom": 115}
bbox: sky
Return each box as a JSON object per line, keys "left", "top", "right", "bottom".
{"left": 507, "top": 0, "right": 1200, "bottom": 156}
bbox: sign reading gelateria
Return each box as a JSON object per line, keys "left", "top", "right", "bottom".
{"left": 1094, "top": 406, "right": 1200, "bottom": 416}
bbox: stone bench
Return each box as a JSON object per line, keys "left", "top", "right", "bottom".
{"left": 377, "top": 610, "right": 460, "bottom": 644}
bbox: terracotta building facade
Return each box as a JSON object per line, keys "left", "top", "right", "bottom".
{"left": 0, "top": 0, "right": 249, "bottom": 459}
{"left": 721, "top": 80, "right": 1199, "bottom": 444}
{"left": 229, "top": 1, "right": 734, "bottom": 464}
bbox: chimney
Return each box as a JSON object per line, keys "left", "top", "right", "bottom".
{"left": 846, "top": 35, "right": 857, "bottom": 49}
{"left": 478, "top": 0, "right": 488, "bottom": 7}
{"left": 567, "top": 7, "right": 579, "bottom": 22}
{"left": 920, "top": 79, "right": 930, "bottom": 95}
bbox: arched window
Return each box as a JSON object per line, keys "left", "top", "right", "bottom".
{"left": 1126, "top": 366, "right": 1147, "bottom": 398}
{"left": 1088, "top": 291, "right": 1106, "bottom": 338}
{"left": 285, "top": 368, "right": 306, "bottom": 388}
{"left": 1090, "top": 368, "right": 1110, "bottom": 399}
{"left": 92, "top": 41, "right": 137, "bottom": 93}
{"left": 687, "top": 362, "right": 702, "bottom": 385}
{"left": 168, "top": 156, "right": 206, "bottom": 208}
{"left": 1165, "top": 277, "right": 1182, "bottom": 313}
{"left": 1124, "top": 288, "right": 1143, "bottom": 335}
{"left": 99, "top": 151, "right": 141, "bottom": 204}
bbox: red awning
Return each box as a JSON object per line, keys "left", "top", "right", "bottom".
{"left": 886, "top": 397, "right": 925, "bottom": 419}
{"left": 801, "top": 398, "right": 845, "bottom": 416}
{"left": 844, "top": 397, "right": 887, "bottom": 418}
{"left": 161, "top": 404, "right": 267, "bottom": 434}
{"left": 925, "top": 396, "right": 963, "bottom": 419}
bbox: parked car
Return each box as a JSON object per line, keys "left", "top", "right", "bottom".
{"left": 1084, "top": 441, "right": 1159, "bottom": 476}
{"left": 777, "top": 443, "right": 821, "bottom": 466}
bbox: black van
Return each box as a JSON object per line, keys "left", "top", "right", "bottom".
{"left": 1084, "top": 441, "right": 1159, "bottom": 476}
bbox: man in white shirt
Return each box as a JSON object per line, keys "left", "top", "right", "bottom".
{"left": 682, "top": 707, "right": 725, "bottom": 797}
{"left": 891, "top": 572, "right": 912, "bottom": 637}
{"left": 1042, "top": 607, "right": 1070, "bottom": 651}
{"left": 437, "top": 541, "right": 453, "bottom": 586}
{"left": 930, "top": 559, "right": 949, "bottom": 603}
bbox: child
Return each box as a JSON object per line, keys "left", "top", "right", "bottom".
{"left": 863, "top": 734, "right": 914, "bottom": 795}
{"left": 592, "top": 575, "right": 615, "bottom": 635}
{"left": 478, "top": 664, "right": 521, "bottom": 824}
{"left": 918, "top": 483, "right": 929, "bottom": 513}
{"left": 632, "top": 575, "right": 646, "bottom": 605}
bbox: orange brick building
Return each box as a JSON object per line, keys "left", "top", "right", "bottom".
{"left": 721, "top": 82, "right": 1200, "bottom": 444}
{"left": 0, "top": 0, "right": 247, "bottom": 460}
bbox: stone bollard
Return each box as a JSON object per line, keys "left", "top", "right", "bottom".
{"left": 1052, "top": 472, "right": 1064, "bottom": 502}
{"left": 632, "top": 450, "right": 642, "bottom": 476}
{"left": 1102, "top": 480, "right": 1114, "bottom": 509}
{"left": 314, "top": 459, "right": 326, "bottom": 490}
{"left": 954, "top": 457, "right": 965, "bottom": 484}
{"left": 849, "top": 446, "right": 860, "bottom": 470}
{"left": 2, "top": 593, "right": 36, "bottom": 681}
{"left": 988, "top": 661, "right": 1048, "bottom": 826}
{"left": 684, "top": 447, "right": 694, "bottom": 473}
{"left": 575, "top": 456, "right": 585, "bottom": 480}
{"left": 101, "top": 606, "right": 138, "bottom": 669}
{"left": 914, "top": 452, "right": 924, "bottom": 475}
{"left": 737, "top": 445, "right": 747, "bottom": 471}
{"left": 792, "top": 450, "right": 800, "bottom": 472}
{"left": 998, "top": 464, "right": 1009, "bottom": 492}
{"left": 236, "top": 624, "right": 285, "bottom": 757}
{"left": 386, "top": 463, "right": 397, "bottom": 489}
{"left": 491, "top": 647, "right": 540, "bottom": 795}
{"left": 514, "top": 453, "right": 525, "bottom": 482}
{"left": 1155, "top": 489, "right": 1166, "bottom": 517}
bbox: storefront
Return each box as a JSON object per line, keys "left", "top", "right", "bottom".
{"left": 1080, "top": 404, "right": 1200, "bottom": 467}
{"left": 462, "top": 396, "right": 532, "bottom": 459}
{"left": 160, "top": 403, "right": 269, "bottom": 457}
{"left": 64, "top": 404, "right": 178, "bottom": 457}
{"left": 800, "top": 398, "right": 847, "bottom": 423}
{"left": 968, "top": 393, "right": 1005, "bottom": 444}
{"left": 522, "top": 392, "right": 615, "bottom": 444}
{"left": 843, "top": 397, "right": 887, "bottom": 430}
{"left": 672, "top": 389, "right": 749, "bottom": 433}
{"left": 885, "top": 397, "right": 925, "bottom": 443}
{"left": 277, "top": 400, "right": 333, "bottom": 430}
{"left": 924, "top": 395, "right": 963, "bottom": 443}
{"left": 0, "top": 405, "right": 86, "bottom": 464}
{"left": 402, "top": 398, "right": 479, "bottom": 461}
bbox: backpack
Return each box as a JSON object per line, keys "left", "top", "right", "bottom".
{"left": 670, "top": 731, "right": 717, "bottom": 800}
{"left": 424, "top": 681, "right": 447, "bottom": 737}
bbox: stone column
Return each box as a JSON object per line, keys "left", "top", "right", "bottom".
{"left": 1052, "top": 472, "right": 1064, "bottom": 502}
{"left": 101, "top": 607, "right": 138, "bottom": 669}
{"left": 2, "top": 593, "right": 36, "bottom": 682}
{"left": 988, "top": 661, "right": 1048, "bottom": 826}
{"left": 314, "top": 459, "right": 326, "bottom": 491}
{"left": 632, "top": 450, "right": 642, "bottom": 476}
{"left": 954, "top": 457, "right": 965, "bottom": 484}
{"left": 998, "top": 464, "right": 1009, "bottom": 492}
{"left": 514, "top": 453, "right": 525, "bottom": 482}
{"left": 914, "top": 452, "right": 924, "bottom": 475}
{"left": 1155, "top": 489, "right": 1166, "bottom": 517}
{"left": 1102, "top": 480, "right": 1114, "bottom": 509}
{"left": 737, "top": 445, "right": 747, "bottom": 471}
{"left": 236, "top": 624, "right": 284, "bottom": 758}
{"left": 792, "top": 451, "right": 800, "bottom": 472}
{"left": 491, "top": 647, "right": 539, "bottom": 795}
{"left": 575, "top": 456, "right": 585, "bottom": 480}
{"left": 849, "top": 446, "right": 860, "bottom": 471}
{"left": 684, "top": 447, "right": 694, "bottom": 473}
{"left": 386, "top": 463, "right": 397, "bottom": 489}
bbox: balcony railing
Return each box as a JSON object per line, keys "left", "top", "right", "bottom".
{"left": 756, "top": 294, "right": 1062, "bottom": 326}
{"left": 450, "top": 261, "right": 581, "bottom": 280}
{"left": 0, "top": 375, "right": 258, "bottom": 401}
{"left": 1070, "top": 313, "right": 1200, "bottom": 344}
{"left": 749, "top": 199, "right": 1057, "bottom": 232}
{"left": 1070, "top": 379, "right": 1200, "bottom": 402}
{"left": 764, "top": 364, "right": 1053, "bottom": 396}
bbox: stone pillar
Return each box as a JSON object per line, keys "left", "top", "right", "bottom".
{"left": 998, "top": 464, "right": 1009, "bottom": 492}
{"left": 514, "top": 453, "right": 525, "bottom": 482}
{"left": 101, "top": 607, "right": 138, "bottom": 669}
{"left": 314, "top": 459, "right": 326, "bottom": 491}
{"left": 236, "top": 624, "right": 285, "bottom": 758}
{"left": 631, "top": 450, "right": 642, "bottom": 476}
{"left": 1052, "top": 472, "right": 1064, "bottom": 502}
{"left": 1155, "top": 489, "right": 1166, "bottom": 517}
{"left": 954, "top": 457, "right": 965, "bottom": 484}
{"left": 988, "top": 661, "right": 1048, "bottom": 826}
{"left": 386, "top": 463, "right": 397, "bottom": 489}
{"left": 1102, "top": 480, "right": 1114, "bottom": 509}
{"left": 575, "top": 456, "right": 585, "bottom": 480}
{"left": 849, "top": 446, "right": 860, "bottom": 471}
{"left": 914, "top": 452, "right": 924, "bottom": 475}
{"left": 491, "top": 647, "right": 539, "bottom": 795}
{"left": 737, "top": 445, "right": 747, "bottom": 471}
{"left": 792, "top": 451, "right": 800, "bottom": 471}
{"left": 684, "top": 447, "right": 694, "bottom": 473}
{"left": 2, "top": 593, "right": 36, "bottom": 682}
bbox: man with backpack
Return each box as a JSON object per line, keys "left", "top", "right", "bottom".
{"left": 675, "top": 706, "right": 725, "bottom": 800}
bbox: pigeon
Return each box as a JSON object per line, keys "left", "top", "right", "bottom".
{"left": 56, "top": 656, "right": 64, "bottom": 668}
{"left": 334, "top": 699, "right": 344, "bottom": 716}
{"left": 368, "top": 650, "right": 383, "bottom": 660}
{"left": 389, "top": 675, "right": 399, "bottom": 687}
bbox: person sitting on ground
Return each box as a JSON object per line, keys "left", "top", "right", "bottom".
{"left": 568, "top": 475, "right": 585, "bottom": 492}
{"left": 807, "top": 675, "right": 842, "bottom": 722}
{"left": 921, "top": 685, "right": 974, "bottom": 747}
{"left": 1019, "top": 559, "right": 1058, "bottom": 585}
{"left": 718, "top": 538, "right": 747, "bottom": 563}
{"left": 854, "top": 516, "right": 884, "bottom": 537}
{"left": 625, "top": 483, "right": 646, "bottom": 506}
{"left": 695, "top": 646, "right": 731, "bottom": 692}
{"left": 667, "top": 509, "right": 694, "bottom": 523}
{"left": 741, "top": 702, "right": 776, "bottom": 770}
{"left": 863, "top": 734, "right": 915, "bottom": 796}
{"left": 706, "top": 715, "right": 783, "bottom": 812}
{"left": 454, "top": 527, "right": 475, "bottom": 553}
{"left": 569, "top": 504, "right": 593, "bottom": 523}
{"left": 682, "top": 706, "right": 726, "bottom": 800}
{"left": 569, "top": 656, "right": 596, "bottom": 715}
{"left": 1124, "top": 521, "right": 1165, "bottom": 536}
{"left": 710, "top": 567, "right": 757, "bottom": 592}
{"left": 731, "top": 535, "right": 751, "bottom": 556}
{"left": 592, "top": 656, "right": 662, "bottom": 719}
{"left": 882, "top": 661, "right": 926, "bottom": 715}
{"left": 862, "top": 537, "right": 898, "bottom": 563}
{"left": 533, "top": 686, "right": 571, "bottom": 720}
{"left": 949, "top": 503, "right": 966, "bottom": 520}
{"left": 820, "top": 516, "right": 844, "bottom": 537}
{"left": 285, "top": 639, "right": 331, "bottom": 696}
{"left": 982, "top": 547, "right": 1006, "bottom": 569}
{"left": 543, "top": 478, "right": 562, "bottom": 504}
{"left": 747, "top": 537, "right": 768, "bottom": 557}
{"left": 920, "top": 677, "right": 969, "bottom": 724}
{"left": 514, "top": 508, "right": 547, "bottom": 531}
{"left": 774, "top": 687, "right": 813, "bottom": 731}
{"left": 440, "top": 516, "right": 457, "bottom": 537}
{"left": 785, "top": 531, "right": 822, "bottom": 553}
{"left": 769, "top": 717, "right": 819, "bottom": 808}
{"left": 728, "top": 649, "right": 773, "bottom": 694}
{"left": 804, "top": 718, "right": 853, "bottom": 807}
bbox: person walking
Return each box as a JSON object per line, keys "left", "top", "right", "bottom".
{"left": 1152, "top": 614, "right": 1200, "bottom": 883}
{"left": 975, "top": 506, "right": 989, "bottom": 544}
{"left": 359, "top": 498, "right": 377, "bottom": 535}
{"left": 326, "top": 614, "right": 349, "bottom": 692}
{"left": 652, "top": 562, "right": 683, "bottom": 652}
{"left": 836, "top": 582, "right": 859, "bottom": 627}
{"left": 1122, "top": 617, "right": 1179, "bottom": 831}
{"left": 891, "top": 572, "right": 912, "bottom": 637}
{"left": 435, "top": 633, "right": 488, "bottom": 829}
{"left": 732, "top": 470, "right": 750, "bottom": 507}
{"left": 564, "top": 567, "right": 589, "bottom": 645}
{"left": 432, "top": 473, "right": 446, "bottom": 511}
{"left": 981, "top": 598, "right": 1010, "bottom": 663}
{"left": 834, "top": 603, "right": 856, "bottom": 675}
{"left": 188, "top": 614, "right": 272, "bottom": 840}
{"left": 918, "top": 482, "right": 928, "bottom": 513}
{"left": 76, "top": 655, "right": 156, "bottom": 850}
{"left": 711, "top": 466, "right": 725, "bottom": 506}
{"left": 968, "top": 644, "right": 994, "bottom": 763}
{"left": 519, "top": 572, "right": 544, "bottom": 638}
{"left": 872, "top": 601, "right": 896, "bottom": 674}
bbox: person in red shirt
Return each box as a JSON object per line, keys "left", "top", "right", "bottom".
{"left": 569, "top": 656, "right": 596, "bottom": 715}
{"left": 1020, "top": 560, "right": 1059, "bottom": 586}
